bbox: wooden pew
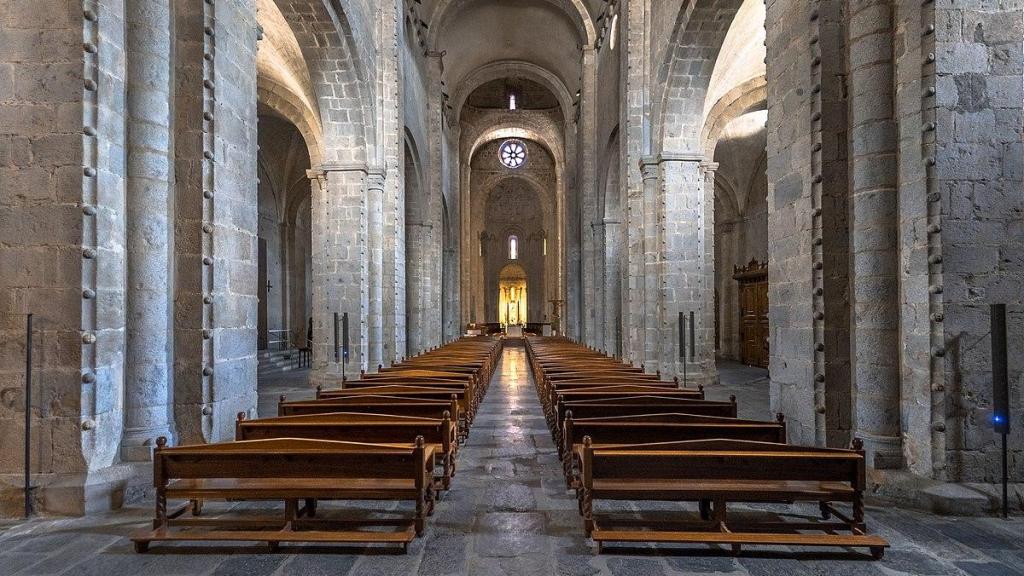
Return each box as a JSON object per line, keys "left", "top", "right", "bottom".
{"left": 577, "top": 437, "right": 889, "bottom": 557}
{"left": 561, "top": 412, "right": 786, "bottom": 487}
{"left": 316, "top": 385, "right": 475, "bottom": 425}
{"left": 131, "top": 436, "right": 435, "bottom": 553}
{"left": 278, "top": 394, "right": 459, "bottom": 423}
{"left": 236, "top": 411, "right": 458, "bottom": 489}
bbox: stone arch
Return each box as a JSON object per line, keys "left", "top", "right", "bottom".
{"left": 271, "top": 0, "right": 376, "bottom": 165}
{"left": 653, "top": 0, "right": 746, "bottom": 154}
{"left": 465, "top": 122, "right": 566, "bottom": 169}
{"left": 700, "top": 75, "right": 767, "bottom": 159}
{"left": 257, "top": 79, "right": 324, "bottom": 169}
{"left": 427, "top": 0, "right": 596, "bottom": 49}
{"left": 600, "top": 125, "right": 621, "bottom": 220}
{"left": 452, "top": 61, "right": 575, "bottom": 126}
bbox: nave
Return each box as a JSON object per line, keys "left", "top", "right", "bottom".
{"left": 0, "top": 344, "right": 1020, "bottom": 575}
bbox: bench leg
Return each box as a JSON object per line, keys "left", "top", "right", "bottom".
{"left": 190, "top": 499, "right": 203, "bottom": 516}
{"left": 304, "top": 498, "right": 317, "bottom": 518}
{"left": 581, "top": 488, "right": 594, "bottom": 537}
{"left": 153, "top": 488, "right": 168, "bottom": 530}
{"left": 699, "top": 499, "right": 711, "bottom": 521}
{"left": 134, "top": 540, "right": 150, "bottom": 553}
{"left": 415, "top": 490, "right": 426, "bottom": 536}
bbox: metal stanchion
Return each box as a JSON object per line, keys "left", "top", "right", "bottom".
{"left": 24, "top": 313, "right": 33, "bottom": 518}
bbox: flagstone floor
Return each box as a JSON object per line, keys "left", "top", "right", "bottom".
{"left": 1, "top": 347, "right": 1021, "bottom": 575}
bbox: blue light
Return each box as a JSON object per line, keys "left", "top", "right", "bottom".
{"left": 993, "top": 415, "right": 1004, "bottom": 423}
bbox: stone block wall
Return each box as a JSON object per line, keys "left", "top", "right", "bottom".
{"left": 931, "top": 0, "right": 1023, "bottom": 482}
{"left": 1, "top": 0, "right": 127, "bottom": 516}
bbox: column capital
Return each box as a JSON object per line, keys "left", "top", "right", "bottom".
{"left": 639, "top": 156, "right": 660, "bottom": 181}
{"left": 699, "top": 161, "right": 720, "bottom": 174}
{"left": 659, "top": 151, "right": 705, "bottom": 164}
{"left": 366, "top": 167, "right": 386, "bottom": 192}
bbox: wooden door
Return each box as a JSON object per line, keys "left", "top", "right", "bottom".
{"left": 734, "top": 261, "right": 769, "bottom": 368}
{"left": 257, "top": 237, "right": 268, "bottom": 351}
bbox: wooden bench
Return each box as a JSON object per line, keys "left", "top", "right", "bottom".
{"left": 237, "top": 411, "right": 458, "bottom": 489}
{"left": 561, "top": 412, "right": 787, "bottom": 487}
{"left": 278, "top": 394, "right": 459, "bottom": 423}
{"left": 316, "top": 384, "right": 476, "bottom": 425}
{"left": 131, "top": 436, "right": 435, "bottom": 553}
{"left": 577, "top": 437, "right": 888, "bottom": 557}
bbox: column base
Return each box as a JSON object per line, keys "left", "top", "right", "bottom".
{"left": 0, "top": 463, "right": 152, "bottom": 518}
{"left": 858, "top": 433, "right": 904, "bottom": 470}
{"left": 309, "top": 364, "right": 351, "bottom": 390}
{"left": 120, "top": 430, "right": 174, "bottom": 462}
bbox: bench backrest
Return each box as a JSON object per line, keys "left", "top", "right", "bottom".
{"left": 154, "top": 437, "right": 430, "bottom": 487}
{"left": 582, "top": 438, "right": 863, "bottom": 489}
{"left": 278, "top": 394, "right": 459, "bottom": 421}
{"left": 318, "top": 385, "right": 467, "bottom": 400}
{"left": 237, "top": 412, "right": 454, "bottom": 452}
{"left": 564, "top": 412, "right": 786, "bottom": 450}
{"left": 557, "top": 398, "right": 738, "bottom": 421}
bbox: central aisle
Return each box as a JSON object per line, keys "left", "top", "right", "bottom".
{"left": 411, "top": 344, "right": 596, "bottom": 574}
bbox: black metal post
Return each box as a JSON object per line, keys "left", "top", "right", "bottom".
{"left": 679, "top": 311, "right": 687, "bottom": 388}
{"left": 991, "top": 304, "right": 1010, "bottom": 519}
{"left": 1002, "top": 432, "right": 1009, "bottom": 519}
{"left": 341, "top": 312, "right": 349, "bottom": 383}
{"left": 24, "top": 313, "right": 33, "bottom": 519}
{"left": 688, "top": 310, "right": 695, "bottom": 362}
{"left": 333, "top": 312, "right": 340, "bottom": 363}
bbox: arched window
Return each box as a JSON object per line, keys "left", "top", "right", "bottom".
{"left": 509, "top": 235, "right": 519, "bottom": 260}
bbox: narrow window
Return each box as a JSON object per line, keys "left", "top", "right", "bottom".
{"left": 509, "top": 235, "right": 519, "bottom": 260}
{"left": 609, "top": 13, "right": 619, "bottom": 50}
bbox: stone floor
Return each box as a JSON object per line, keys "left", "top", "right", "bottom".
{"left": 1, "top": 348, "right": 1021, "bottom": 575}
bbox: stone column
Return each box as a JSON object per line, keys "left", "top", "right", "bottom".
{"left": 699, "top": 162, "right": 719, "bottom": 381}
{"left": 122, "top": 0, "right": 174, "bottom": 460}
{"left": 659, "top": 154, "right": 714, "bottom": 385}
{"left": 603, "top": 218, "right": 624, "bottom": 357}
{"left": 309, "top": 167, "right": 368, "bottom": 381}
{"left": 847, "top": 0, "right": 902, "bottom": 469}
{"left": 637, "top": 157, "right": 658, "bottom": 368}
{"left": 579, "top": 47, "right": 600, "bottom": 347}
{"left": 367, "top": 170, "right": 385, "bottom": 369}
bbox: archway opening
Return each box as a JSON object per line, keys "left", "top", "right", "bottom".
{"left": 498, "top": 263, "right": 528, "bottom": 326}
{"left": 254, "top": 108, "right": 313, "bottom": 381}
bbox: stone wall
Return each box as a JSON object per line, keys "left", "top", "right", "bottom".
{"left": 1, "top": 0, "right": 127, "bottom": 516}
{"left": 930, "top": 0, "right": 1023, "bottom": 482}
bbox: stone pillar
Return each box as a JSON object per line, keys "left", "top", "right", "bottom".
{"left": 172, "top": 0, "right": 259, "bottom": 444}
{"left": 603, "top": 218, "right": 624, "bottom": 357}
{"left": 309, "top": 167, "right": 369, "bottom": 381}
{"left": 579, "top": 47, "right": 600, "bottom": 348}
{"left": 699, "top": 161, "right": 719, "bottom": 381}
{"left": 122, "top": 0, "right": 174, "bottom": 460}
{"left": 658, "top": 155, "right": 714, "bottom": 385}
{"left": 0, "top": 0, "right": 128, "bottom": 515}
{"left": 629, "top": 157, "right": 656, "bottom": 367}
{"left": 847, "top": 0, "right": 902, "bottom": 469}
{"left": 367, "top": 170, "right": 385, "bottom": 369}
{"left": 766, "top": 0, "right": 851, "bottom": 447}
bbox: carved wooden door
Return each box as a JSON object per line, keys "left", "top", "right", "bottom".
{"left": 735, "top": 260, "right": 769, "bottom": 368}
